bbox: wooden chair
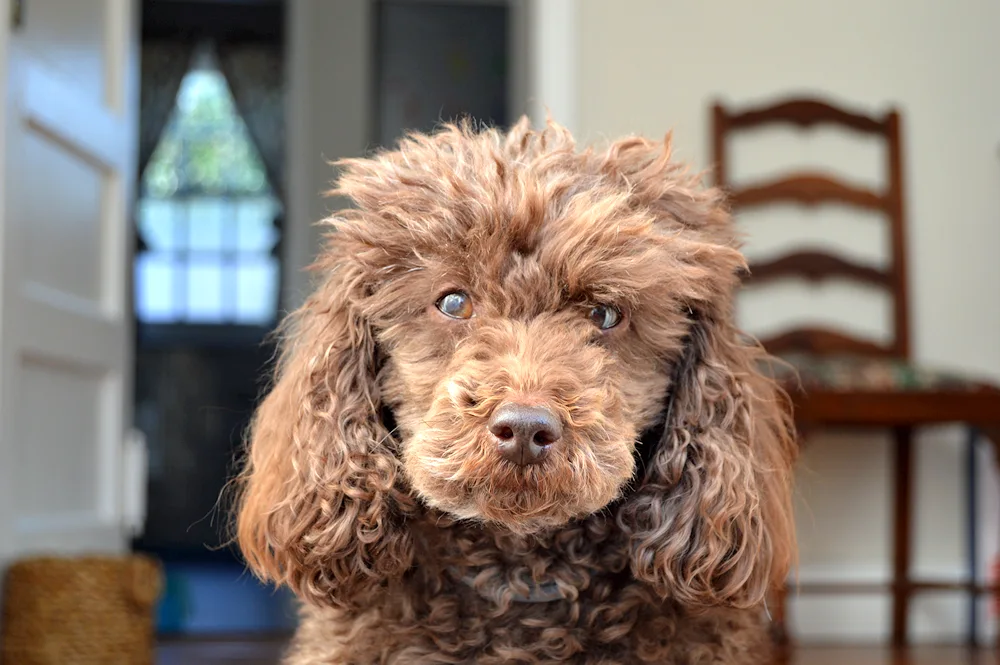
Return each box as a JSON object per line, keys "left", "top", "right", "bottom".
{"left": 711, "top": 96, "right": 1000, "bottom": 648}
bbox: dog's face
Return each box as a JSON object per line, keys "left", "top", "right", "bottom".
{"left": 236, "top": 119, "right": 796, "bottom": 612}
{"left": 373, "top": 189, "right": 688, "bottom": 533}
{"left": 327, "top": 121, "right": 748, "bottom": 534}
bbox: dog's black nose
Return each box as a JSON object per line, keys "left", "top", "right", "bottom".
{"left": 488, "top": 403, "right": 562, "bottom": 466}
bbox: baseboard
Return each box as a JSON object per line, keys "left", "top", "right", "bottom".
{"left": 786, "top": 562, "right": 997, "bottom": 644}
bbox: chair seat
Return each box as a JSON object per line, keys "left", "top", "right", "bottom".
{"left": 765, "top": 353, "right": 1000, "bottom": 429}
{"left": 771, "top": 352, "right": 994, "bottom": 393}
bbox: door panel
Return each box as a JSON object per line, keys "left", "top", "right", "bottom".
{"left": 14, "top": 359, "right": 105, "bottom": 515}
{"left": 22, "top": 129, "right": 106, "bottom": 301}
{"left": 18, "top": 0, "right": 109, "bottom": 105}
{"left": 0, "top": 0, "right": 140, "bottom": 562}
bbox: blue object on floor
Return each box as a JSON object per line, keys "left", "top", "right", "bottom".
{"left": 155, "top": 562, "right": 297, "bottom": 635}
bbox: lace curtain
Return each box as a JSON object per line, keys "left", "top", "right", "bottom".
{"left": 140, "top": 39, "right": 284, "bottom": 198}
{"left": 139, "top": 40, "right": 197, "bottom": 181}
{"left": 216, "top": 42, "right": 286, "bottom": 204}
{"left": 139, "top": 38, "right": 285, "bottom": 253}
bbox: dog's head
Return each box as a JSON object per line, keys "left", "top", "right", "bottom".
{"left": 236, "top": 118, "right": 795, "bottom": 612}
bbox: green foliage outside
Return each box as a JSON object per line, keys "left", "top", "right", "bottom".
{"left": 144, "top": 69, "right": 269, "bottom": 198}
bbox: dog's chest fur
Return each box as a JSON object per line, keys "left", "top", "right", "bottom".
{"left": 281, "top": 514, "right": 774, "bottom": 664}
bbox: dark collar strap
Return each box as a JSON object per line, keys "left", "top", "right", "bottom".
{"left": 461, "top": 573, "right": 565, "bottom": 604}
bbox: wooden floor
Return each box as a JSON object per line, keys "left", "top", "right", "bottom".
{"left": 782, "top": 647, "right": 996, "bottom": 664}
{"left": 155, "top": 640, "right": 997, "bottom": 665}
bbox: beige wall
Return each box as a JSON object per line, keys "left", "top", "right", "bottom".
{"left": 576, "top": 0, "right": 1000, "bottom": 643}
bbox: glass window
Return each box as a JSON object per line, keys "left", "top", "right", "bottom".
{"left": 136, "top": 52, "right": 281, "bottom": 326}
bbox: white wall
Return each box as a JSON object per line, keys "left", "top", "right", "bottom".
{"left": 523, "top": 0, "right": 576, "bottom": 129}
{"left": 283, "top": 0, "right": 374, "bottom": 309}
{"left": 0, "top": 0, "right": 11, "bottom": 615}
{"left": 575, "top": 0, "right": 1000, "bottom": 644}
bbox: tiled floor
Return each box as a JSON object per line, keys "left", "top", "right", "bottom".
{"left": 156, "top": 640, "right": 996, "bottom": 665}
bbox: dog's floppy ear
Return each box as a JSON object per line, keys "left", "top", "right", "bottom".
{"left": 235, "top": 247, "right": 414, "bottom": 610}
{"left": 600, "top": 131, "right": 796, "bottom": 609}
{"left": 618, "top": 310, "right": 796, "bottom": 609}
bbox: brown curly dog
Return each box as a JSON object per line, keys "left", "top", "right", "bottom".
{"left": 235, "top": 118, "right": 797, "bottom": 664}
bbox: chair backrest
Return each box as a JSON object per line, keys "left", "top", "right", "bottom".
{"left": 711, "top": 97, "right": 911, "bottom": 359}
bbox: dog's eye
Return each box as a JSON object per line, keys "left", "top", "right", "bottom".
{"left": 436, "top": 291, "right": 474, "bottom": 319}
{"left": 589, "top": 304, "right": 622, "bottom": 330}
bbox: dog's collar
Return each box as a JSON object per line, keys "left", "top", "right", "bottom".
{"left": 459, "top": 573, "right": 565, "bottom": 604}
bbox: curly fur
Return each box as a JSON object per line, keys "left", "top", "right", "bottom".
{"left": 235, "top": 118, "right": 797, "bottom": 664}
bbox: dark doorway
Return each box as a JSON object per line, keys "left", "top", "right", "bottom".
{"left": 374, "top": 0, "right": 510, "bottom": 146}
{"left": 133, "top": 0, "right": 295, "bottom": 636}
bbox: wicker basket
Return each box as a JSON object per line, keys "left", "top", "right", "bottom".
{"left": 1, "top": 554, "right": 163, "bottom": 665}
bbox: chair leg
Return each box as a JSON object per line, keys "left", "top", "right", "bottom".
{"left": 769, "top": 582, "right": 790, "bottom": 647}
{"left": 891, "top": 426, "right": 914, "bottom": 648}
{"left": 984, "top": 426, "right": 1000, "bottom": 651}
{"left": 965, "top": 426, "right": 980, "bottom": 647}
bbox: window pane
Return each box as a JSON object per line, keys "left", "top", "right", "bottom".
{"left": 136, "top": 253, "right": 178, "bottom": 322}
{"left": 138, "top": 199, "right": 180, "bottom": 251}
{"left": 188, "top": 198, "right": 225, "bottom": 252}
{"left": 135, "top": 51, "right": 283, "bottom": 328}
{"left": 187, "top": 259, "right": 225, "bottom": 323}
{"left": 146, "top": 65, "right": 270, "bottom": 197}
{"left": 235, "top": 257, "right": 279, "bottom": 324}
{"left": 236, "top": 197, "right": 280, "bottom": 253}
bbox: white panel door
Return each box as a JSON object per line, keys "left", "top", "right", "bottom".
{"left": 0, "top": 0, "right": 141, "bottom": 565}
